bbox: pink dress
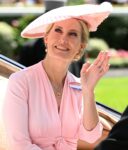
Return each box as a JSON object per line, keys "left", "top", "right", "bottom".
{"left": 3, "top": 61, "right": 103, "bottom": 150}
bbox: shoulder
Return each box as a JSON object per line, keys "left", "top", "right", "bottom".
{"left": 9, "top": 62, "right": 41, "bottom": 82}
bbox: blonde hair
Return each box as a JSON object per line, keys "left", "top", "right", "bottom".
{"left": 79, "top": 19, "right": 89, "bottom": 43}
{"left": 44, "top": 19, "right": 89, "bottom": 61}
{"left": 74, "top": 19, "right": 89, "bottom": 61}
{"left": 45, "top": 24, "right": 54, "bottom": 35}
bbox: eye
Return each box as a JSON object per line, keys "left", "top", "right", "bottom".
{"left": 55, "top": 28, "right": 62, "bottom": 33}
{"left": 69, "top": 32, "right": 78, "bottom": 37}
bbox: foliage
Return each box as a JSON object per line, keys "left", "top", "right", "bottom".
{"left": 110, "top": 58, "right": 128, "bottom": 68}
{"left": 91, "top": 16, "right": 128, "bottom": 51}
{"left": 13, "top": 15, "right": 36, "bottom": 47}
{"left": 109, "top": 49, "right": 128, "bottom": 68}
{"left": 86, "top": 38, "right": 109, "bottom": 58}
{"left": 9, "top": 15, "right": 36, "bottom": 59}
{"left": 67, "top": 0, "right": 85, "bottom": 5}
{"left": 0, "top": 22, "right": 17, "bottom": 59}
{"left": 0, "top": 15, "right": 36, "bottom": 60}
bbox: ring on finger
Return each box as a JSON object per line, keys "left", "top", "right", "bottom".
{"left": 98, "top": 66, "right": 104, "bottom": 72}
{"left": 98, "top": 66, "right": 102, "bottom": 69}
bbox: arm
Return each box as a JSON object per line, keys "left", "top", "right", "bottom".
{"left": 80, "top": 51, "right": 110, "bottom": 131}
{"left": 3, "top": 73, "right": 42, "bottom": 150}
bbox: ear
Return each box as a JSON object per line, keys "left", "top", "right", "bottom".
{"left": 44, "top": 35, "right": 48, "bottom": 45}
{"left": 80, "top": 43, "right": 86, "bottom": 50}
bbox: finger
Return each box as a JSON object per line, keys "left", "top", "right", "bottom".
{"left": 92, "top": 52, "right": 106, "bottom": 74}
{"left": 96, "top": 51, "right": 108, "bottom": 67}
{"left": 99, "top": 52, "right": 110, "bottom": 73}
{"left": 102, "top": 52, "right": 110, "bottom": 69}
{"left": 93, "top": 51, "right": 103, "bottom": 65}
{"left": 95, "top": 52, "right": 110, "bottom": 74}
{"left": 99, "top": 64, "right": 110, "bottom": 75}
{"left": 104, "top": 64, "right": 110, "bottom": 74}
{"left": 80, "top": 61, "right": 91, "bottom": 74}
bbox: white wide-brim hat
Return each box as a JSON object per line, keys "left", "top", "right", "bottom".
{"left": 21, "top": 2, "right": 113, "bottom": 39}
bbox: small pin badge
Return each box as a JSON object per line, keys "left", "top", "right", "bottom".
{"left": 69, "top": 82, "right": 82, "bottom": 90}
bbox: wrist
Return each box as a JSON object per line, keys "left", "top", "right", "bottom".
{"left": 82, "top": 87, "right": 94, "bottom": 94}
{"left": 82, "top": 89, "right": 95, "bottom": 99}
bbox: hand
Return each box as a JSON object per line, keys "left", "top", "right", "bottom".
{"left": 80, "top": 51, "right": 110, "bottom": 92}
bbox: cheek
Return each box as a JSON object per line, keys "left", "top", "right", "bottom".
{"left": 71, "top": 39, "right": 81, "bottom": 49}
{"left": 46, "top": 34, "right": 57, "bottom": 46}
{"left": 49, "top": 32, "right": 60, "bottom": 40}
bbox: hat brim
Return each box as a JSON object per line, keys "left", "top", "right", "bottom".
{"left": 21, "top": 2, "right": 113, "bottom": 39}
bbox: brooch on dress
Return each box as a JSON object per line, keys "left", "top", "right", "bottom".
{"left": 69, "top": 82, "right": 82, "bottom": 90}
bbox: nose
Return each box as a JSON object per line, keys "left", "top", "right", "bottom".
{"left": 59, "top": 35, "right": 68, "bottom": 45}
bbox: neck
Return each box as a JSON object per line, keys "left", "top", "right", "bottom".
{"left": 42, "top": 59, "right": 68, "bottom": 99}
{"left": 42, "top": 58, "right": 68, "bottom": 86}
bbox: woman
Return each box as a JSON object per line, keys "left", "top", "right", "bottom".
{"left": 3, "top": 2, "right": 113, "bottom": 150}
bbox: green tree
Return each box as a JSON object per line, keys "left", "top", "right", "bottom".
{"left": 67, "top": 0, "right": 85, "bottom": 5}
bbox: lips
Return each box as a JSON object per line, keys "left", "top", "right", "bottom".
{"left": 55, "top": 46, "right": 69, "bottom": 51}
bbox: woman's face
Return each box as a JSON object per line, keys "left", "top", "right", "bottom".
{"left": 44, "top": 18, "right": 85, "bottom": 62}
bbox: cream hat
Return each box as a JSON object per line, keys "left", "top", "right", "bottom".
{"left": 21, "top": 2, "right": 113, "bottom": 39}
